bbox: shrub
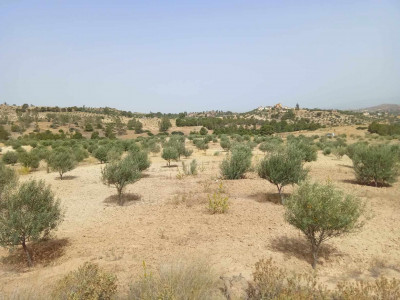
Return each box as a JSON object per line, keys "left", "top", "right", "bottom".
{"left": 351, "top": 144, "right": 399, "bottom": 187}
{"left": 247, "top": 258, "right": 328, "bottom": 299}
{"left": 2, "top": 151, "right": 18, "bottom": 165}
{"left": 288, "top": 138, "right": 317, "bottom": 162}
{"left": 220, "top": 144, "right": 252, "bottom": 179}
{"left": 101, "top": 156, "right": 141, "bottom": 205}
{"left": 285, "top": 181, "right": 366, "bottom": 269}
{"left": 182, "top": 160, "right": 198, "bottom": 175}
{"left": 258, "top": 149, "right": 308, "bottom": 203}
{"left": 0, "top": 125, "right": 10, "bottom": 140}
{"left": 127, "top": 149, "right": 151, "bottom": 171}
{"left": 333, "top": 146, "right": 346, "bottom": 159}
{"left": 129, "top": 260, "right": 219, "bottom": 300}
{"left": 18, "top": 150, "right": 41, "bottom": 169}
{"left": 162, "top": 147, "right": 179, "bottom": 167}
{"left": 48, "top": 148, "right": 77, "bottom": 180}
{"left": 0, "top": 180, "right": 62, "bottom": 266}
{"left": 150, "top": 143, "right": 161, "bottom": 155}
{"left": 52, "top": 262, "right": 117, "bottom": 300}
{"left": 0, "top": 162, "right": 18, "bottom": 196}
{"left": 199, "top": 127, "right": 208, "bottom": 135}
{"left": 93, "top": 146, "right": 109, "bottom": 164}
{"left": 194, "top": 139, "right": 209, "bottom": 153}
{"left": 323, "top": 147, "right": 331, "bottom": 155}
{"left": 220, "top": 139, "right": 231, "bottom": 151}
{"left": 208, "top": 183, "right": 229, "bottom": 214}
{"left": 159, "top": 117, "right": 172, "bottom": 132}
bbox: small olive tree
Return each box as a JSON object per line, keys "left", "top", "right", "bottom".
{"left": 48, "top": 148, "right": 77, "bottom": 180}
{"left": 285, "top": 181, "right": 366, "bottom": 269}
{"left": 258, "top": 149, "right": 308, "bottom": 203}
{"left": 161, "top": 147, "right": 179, "bottom": 167}
{"left": 101, "top": 157, "right": 142, "bottom": 205}
{"left": 220, "top": 143, "right": 252, "bottom": 179}
{"left": 0, "top": 180, "right": 62, "bottom": 266}
{"left": 351, "top": 144, "right": 399, "bottom": 187}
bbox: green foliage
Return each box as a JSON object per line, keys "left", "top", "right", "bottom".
{"left": 220, "top": 138, "right": 231, "bottom": 151}
{"left": 220, "top": 144, "right": 252, "bottom": 179}
{"left": 287, "top": 137, "right": 317, "bottom": 162}
{"left": 2, "top": 151, "right": 18, "bottom": 165}
{"left": 193, "top": 138, "right": 209, "bottom": 152}
{"left": 93, "top": 146, "right": 109, "bottom": 164}
{"left": 258, "top": 137, "right": 283, "bottom": 153}
{"left": 323, "top": 147, "right": 331, "bottom": 156}
{"left": 258, "top": 149, "right": 308, "bottom": 203}
{"left": 333, "top": 146, "right": 346, "bottom": 159}
{"left": 127, "top": 149, "right": 151, "bottom": 171}
{"left": 368, "top": 121, "right": 400, "bottom": 136}
{"left": 351, "top": 144, "right": 399, "bottom": 187}
{"left": 0, "top": 125, "right": 10, "bottom": 140}
{"left": 48, "top": 148, "right": 77, "bottom": 179}
{"left": 285, "top": 181, "right": 365, "bottom": 268}
{"left": 90, "top": 131, "right": 100, "bottom": 139}
{"left": 18, "top": 150, "right": 41, "bottom": 169}
{"left": 199, "top": 127, "right": 208, "bottom": 135}
{"left": 0, "top": 180, "right": 62, "bottom": 266}
{"left": 101, "top": 156, "right": 142, "bottom": 205}
{"left": 159, "top": 117, "right": 172, "bottom": 132}
{"left": 0, "top": 162, "right": 18, "bottom": 196}
{"left": 52, "top": 262, "right": 117, "bottom": 300}
{"left": 162, "top": 147, "right": 179, "bottom": 167}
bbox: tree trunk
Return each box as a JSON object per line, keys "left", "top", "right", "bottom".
{"left": 59, "top": 172, "right": 63, "bottom": 180}
{"left": 22, "top": 239, "right": 33, "bottom": 267}
{"left": 311, "top": 243, "right": 320, "bottom": 269}
{"left": 117, "top": 188, "right": 123, "bottom": 205}
{"left": 277, "top": 185, "right": 284, "bottom": 204}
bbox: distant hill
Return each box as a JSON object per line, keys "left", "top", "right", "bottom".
{"left": 356, "top": 103, "right": 400, "bottom": 113}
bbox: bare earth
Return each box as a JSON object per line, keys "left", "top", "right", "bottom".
{"left": 0, "top": 141, "right": 400, "bottom": 297}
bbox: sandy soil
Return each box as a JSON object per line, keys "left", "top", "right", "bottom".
{"left": 0, "top": 141, "right": 400, "bottom": 297}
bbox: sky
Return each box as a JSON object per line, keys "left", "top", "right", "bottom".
{"left": 1, "top": 0, "right": 400, "bottom": 113}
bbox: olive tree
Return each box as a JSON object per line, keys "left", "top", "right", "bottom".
{"left": 161, "top": 147, "right": 179, "bottom": 167}
{"left": 101, "top": 156, "right": 142, "bottom": 205}
{"left": 0, "top": 180, "right": 62, "bottom": 266}
{"left": 220, "top": 143, "right": 252, "bottom": 179}
{"left": 258, "top": 148, "right": 308, "bottom": 203}
{"left": 351, "top": 144, "right": 399, "bottom": 187}
{"left": 285, "top": 181, "right": 365, "bottom": 269}
{"left": 48, "top": 148, "right": 77, "bottom": 180}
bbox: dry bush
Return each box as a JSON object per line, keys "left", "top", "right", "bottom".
{"left": 247, "top": 258, "right": 400, "bottom": 300}
{"left": 52, "top": 262, "right": 117, "bottom": 300}
{"left": 128, "top": 260, "right": 222, "bottom": 300}
{"left": 208, "top": 183, "right": 229, "bottom": 214}
{"left": 247, "top": 258, "right": 328, "bottom": 299}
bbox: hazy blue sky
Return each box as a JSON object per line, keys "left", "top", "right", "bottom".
{"left": 1, "top": 1, "right": 399, "bottom": 113}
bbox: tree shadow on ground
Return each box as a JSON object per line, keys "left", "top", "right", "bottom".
{"left": 104, "top": 193, "right": 141, "bottom": 206}
{"left": 55, "top": 175, "right": 78, "bottom": 181}
{"left": 338, "top": 164, "right": 353, "bottom": 169}
{"left": 1, "top": 238, "right": 69, "bottom": 271}
{"left": 249, "top": 192, "right": 289, "bottom": 205}
{"left": 161, "top": 164, "right": 179, "bottom": 168}
{"left": 270, "top": 236, "right": 341, "bottom": 266}
{"left": 341, "top": 179, "right": 391, "bottom": 188}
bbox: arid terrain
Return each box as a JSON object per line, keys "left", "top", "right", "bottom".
{"left": 1, "top": 125, "right": 399, "bottom": 298}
